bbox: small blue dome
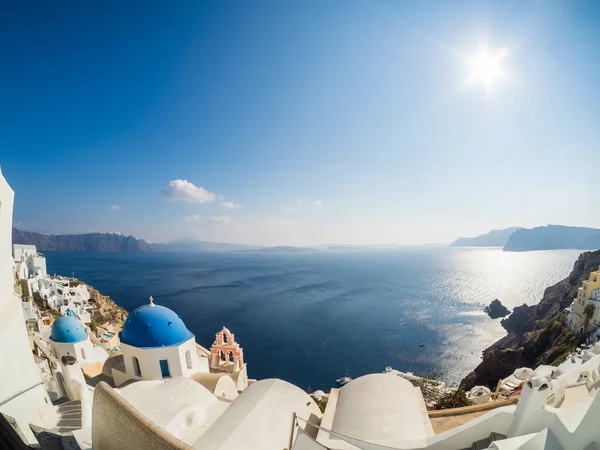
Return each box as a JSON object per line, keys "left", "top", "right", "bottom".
{"left": 121, "top": 303, "right": 193, "bottom": 348}
{"left": 51, "top": 315, "right": 87, "bottom": 343}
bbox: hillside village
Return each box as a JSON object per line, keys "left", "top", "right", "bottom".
{"left": 4, "top": 168, "right": 600, "bottom": 449}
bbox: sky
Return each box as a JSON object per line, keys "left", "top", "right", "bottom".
{"left": 1, "top": 1, "right": 599, "bottom": 246}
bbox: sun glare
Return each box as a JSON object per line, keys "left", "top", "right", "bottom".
{"left": 465, "top": 46, "right": 510, "bottom": 92}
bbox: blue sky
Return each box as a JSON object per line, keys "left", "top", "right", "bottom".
{"left": 1, "top": 1, "right": 599, "bottom": 246}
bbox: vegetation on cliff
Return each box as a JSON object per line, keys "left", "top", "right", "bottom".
{"left": 460, "top": 249, "right": 600, "bottom": 390}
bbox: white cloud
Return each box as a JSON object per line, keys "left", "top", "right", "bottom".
{"left": 161, "top": 179, "right": 216, "bottom": 204}
{"left": 297, "top": 199, "right": 323, "bottom": 207}
{"left": 184, "top": 215, "right": 202, "bottom": 222}
{"left": 210, "top": 216, "right": 232, "bottom": 224}
{"left": 281, "top": 208, "right": 296, "bottom": 213}
{"left": 110, "top": 204, "right": 121, "bottom": 211}
{"left": 222, "top": 201, "right": 242, "bottom": 209}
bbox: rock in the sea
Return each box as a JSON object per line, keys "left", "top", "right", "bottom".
{"left": 460, "top": 250, "right": 600, "bottom": 391}
{"left": 484, "top": 299, "right": 510, "bottom": 319}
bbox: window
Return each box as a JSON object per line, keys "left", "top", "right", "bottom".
{"left": 185, "top": 350, "right": 192, "bottom": 369}
{"left": 133, "top": 356, "right": 141, "bottom": 377}
{"left": 160, "top": 359, "right": 171, "bottom": 378}
{"left": 81, "top": 348, "right": 86, "bottom": 360}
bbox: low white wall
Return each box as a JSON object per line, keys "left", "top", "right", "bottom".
{"left": 0, "top": 384, "right": 56, "bottom": 444}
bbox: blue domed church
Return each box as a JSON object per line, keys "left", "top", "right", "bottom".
{"left": 112, "top": 297, "right": 209, "bottom": 386}
{"left": 49, "top": 309, "right": 108, "bottom": 367}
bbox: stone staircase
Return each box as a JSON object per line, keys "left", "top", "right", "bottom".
{"left": 461, "top": 432, "right": 507, "bottom": 450}
{"left": 51, "top": 400, "right": 82, "bottom": 434}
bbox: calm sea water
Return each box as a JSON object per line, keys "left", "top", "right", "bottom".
{"left": 44, "top": 247, "right": 581, "bottom": 389}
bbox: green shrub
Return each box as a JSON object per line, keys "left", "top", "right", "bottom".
{"left": 432, "top": 389, "right": 472, "bottom": 410}
{"left": 311, "top": 397, "right": 327, "bottom": 413}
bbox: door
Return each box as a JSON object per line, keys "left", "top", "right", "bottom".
{"left": 159, "top": 359, "right": 171, "bottom": 378}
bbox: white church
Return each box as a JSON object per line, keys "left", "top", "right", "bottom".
{"left": 6, "top": 166, "right": 600, "bottom": 449}
{"left": 49, "top": 309, "right": 108, "bottom": 368}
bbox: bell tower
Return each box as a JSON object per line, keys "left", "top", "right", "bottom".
{"left": 209, "top": 327, "right": 245, "bottom": 372}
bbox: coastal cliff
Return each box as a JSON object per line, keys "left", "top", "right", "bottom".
{"left": 13, "top": 228, "right": 157, "bottom": 253}
{"left": 503, "top": 225, "right": 600, "bottom": 252}
{"left": 12, "top": 228, "right": 259, "bottom": 253}
{"left": 450, "top": 227, "right": 522, "bottom": 247}
{"left": 87, "top": 285, "right": 128, "bottom": 333}
{"left": 460, "top": 249, "right": 600, "bottom": 390}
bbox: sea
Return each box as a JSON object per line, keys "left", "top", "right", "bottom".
{"left": 44, "top": 247, "right": 582, "bottom": 390}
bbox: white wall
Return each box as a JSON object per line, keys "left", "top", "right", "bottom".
{"left": 0, "top": 170, "right": 56, "bottom": 444}
{"left": 236, "top": 365, "right": 249, "bottom": 391}
{"left": 30, "top": 254, "right": 47, "bottom": 277}
{"left": 51, "top": 338, "right": 95, "bottom": 366}
{"left": 119, "top": 337, "right": 209, "bottom": 385}
{"left": 13, "top": 244, "right": 36, "bottom": 263}
{"left": 13, "top": 245, "right": 46, "bottom": 279}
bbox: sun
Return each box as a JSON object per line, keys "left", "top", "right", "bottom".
{"left": 465, "top": 46, "right": 510, "bottom": 92}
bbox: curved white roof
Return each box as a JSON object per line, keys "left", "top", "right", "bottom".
{"left": 117, "top": 377, "right": 229, "bottom": 444}
{"left": 331, "top": 373, "right": 430, "bottom": 446}
{"left": 193, "top": 378, "right": 321, "bottom": 450}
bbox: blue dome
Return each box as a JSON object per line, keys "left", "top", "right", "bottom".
{"left": 121, "top": 303, "right": 193, "bottom": 348}
{"left": 51, "top": 315, "right": 87, "bottom": 343}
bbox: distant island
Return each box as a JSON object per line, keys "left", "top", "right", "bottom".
{"left": 449, "top": 227, "right": 522, "bottom": 247}
{"left": 17, "top": 223, "right": 600, "bottom": 254}
{"left": 12, "top": 228, "right": 260, "bottom": 253}
{"left": 234, "top": 246, "right": 317, "bottom": 253}
{"left": 450, "top": 225, "right": 600, "bottom": 252}
{"left": 503, "top": 225, "right": 600, "bottom": 252}
{"left": 12, "top": 228, "right": 157, "bottom": 253}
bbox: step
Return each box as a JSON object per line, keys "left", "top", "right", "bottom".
{"left": 472, "top": 437, "right": 492, "bottom": 450}
{"left": 470, "top": 432, "right": 507, "bottom": 450}
{"left": 490, "top": 432, "right": 507, "bottom": 442}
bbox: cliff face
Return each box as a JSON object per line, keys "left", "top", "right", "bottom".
{"left": 13, "top": 228, "right": 156, "bottom": 253}
{"left": 503, "top": 225, "right": 600, "bottom": 252}
{"left": 12, "top": 229, "right": 259, "bottom": 253}
{"left": 460, "top": 249, "right": 600, "bottom": 390}
{"left": 450, "top": 227, "right": 522, "bottom": 247}
{"left": 87, "top": 285, "right": 128, "bottom": 333}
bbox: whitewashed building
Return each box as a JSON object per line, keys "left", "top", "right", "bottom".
{"left": 36, "top": 276, "right": 93, "bottom": 323}
{"left": 49, "top": 309, "right": 108, "bottom": 368}
{"left": 13, "top": 243, "right": 47, "bottom": 280}
{"left": 0, "top": 169, "right": 57, "bottom": 444}
{"left": 111, "top": 297, "right": 210, "bottom": 386}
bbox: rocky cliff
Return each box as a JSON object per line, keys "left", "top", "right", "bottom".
{"left": 460, "top": 249, "right": 600, "bottom": 390}
{"left": 12, "top": 228, "right": 259, "bottom": 253}
{"left": 503, "top": 225, "right": 600, "bottom": 252}
{"left": 87, "top": 285, "right": 128, "bottom": 334}
{"left": 13, "top": 228, "right": 157, "bottom": 253}
{"left": 450, "top": 227, "right": 522, "bottom": 247}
